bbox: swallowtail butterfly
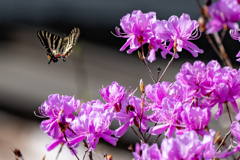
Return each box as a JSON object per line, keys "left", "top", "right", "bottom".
{"left": 37, "top": 27, "right": 80, "bottom": 64}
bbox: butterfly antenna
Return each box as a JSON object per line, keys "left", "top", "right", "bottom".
{"left": 63, "top": 33, "right": 67, "bottom": 37}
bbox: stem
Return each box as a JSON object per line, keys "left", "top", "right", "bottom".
{"left": 195, "top": 0, "right": 232, "bottom": 68}
{"left": 138, "top": 129, "right": 146, "bottom": 143}
{"left": 139, "top": 94, "right": 144, "bottom": 132}
{"left": 138, "top": 91, "right": 147, "bottom": 143}
{"left": 131, "top": 126, "right": 142, "bottom": 140}
{"left": 141, "top": 44, "right": 145, "bottom": 58}
{"left": 69, "top": 147, "right": 80, "bottom": 160}
{"left": 89, "top": 151, "right": 93, "bottom": 160}
{"left": 221, "top": 27, "right": 227, "bottom": 42}
{"left": 63, "top": 132, "right": 80, "bottom": 160}
{"left": 205, "top": 33, "right": 228, "bottom": 66}
{"left": 153, "top": 134, "right": 162, "bottom": 144}
{"left": 83, "top": 147, "right": 89, "bottom": 160}
{"left": 138, "top": 50, "right": 156, "bottom": 83}
{"left": 226, "top": 103, "right": 233, "bottom": 123}
{"left": 213, "top": 32, "right": 233, "bottom": 68}
{"left": 195, "top": 0, "right": 203, "bottom": 11}
{"left": 216, "top": 130, "right": 231, "bottom": 152}
{"left": 146, "top": 122, "right": 158, "bottom": 142}
{"left": 237, "top": 152, "right": 240, "bottom": 160}
{"left": 158, "top": 50, "right": 177, "bottom": 82}
{"left": 83, "top": 140, "right": 93, "bottom": 160}
{"left": 157, "top": 66, "right": 161, "bottom": 81}
{"left": 55, "top": 144, "right": 63, "bottom": 160}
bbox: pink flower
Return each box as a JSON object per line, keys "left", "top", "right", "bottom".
{"left": 115, "top": 96, "right": 149, "bottom": 137}
{"left": 38, "top": 94, "right": 80, "bottom": 138}
{"left": 154, "top": 14, "right": 203, "bottom": 57}
{"left": 132, "top": 143, "right": 161, "bottom": 160}
{"left": 114, "top": 10, "right": 155, "bottom": 54}
{"left": 145, "top": 82, "right": 171, "bottom": 108}
{"left": 69, "top": 110, "right": 118, "bottom": 151}
{"left": 175, "top": 61, "right": 212, "bottom": 99}
{"left": 99, "top": 81, "right": 127, "bottom": 111}
{"left": 206, "top": 0, "right": 240, "bottom": 34}
{"left": 161, "top": 130, "right": 218, "bottom": 160}
{"left": 148, "top": 97, "right": 182, "bottom": 138}
{"left": 177, "top": 107, "right": 211, "bottom": 137}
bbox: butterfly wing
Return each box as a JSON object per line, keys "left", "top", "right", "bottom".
{"left": 37, "top": 30, "right": 63, "bottom": 64}
{"left": 61, "top": 27, "right": 80, "bottom": 61}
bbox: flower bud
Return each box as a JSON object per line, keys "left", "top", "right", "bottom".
{"left": 140, "top": 79, "right": 145, "bottom": 94}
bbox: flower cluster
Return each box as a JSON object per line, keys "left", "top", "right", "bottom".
{"left": 206, "top": 0, "right": 240, "bottom": 34}
{"left": 37, "top": 59, "right": 240, "bottom": 159}
{"left": 35, "top": 8, "right": 240, "bottom": 160}
{"left": 133, "top": 130, "right": 224, "bottom": 160}
{"left": 114, "top": 10, "right": 203, "bottom": 62}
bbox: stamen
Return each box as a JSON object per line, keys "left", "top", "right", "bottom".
{"left": 33, "top": 111, "right": 46, "bottom": 118}
{"left": 129, "top": 87, "right": 138, "bottom": 97}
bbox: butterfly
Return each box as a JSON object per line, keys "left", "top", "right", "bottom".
{"left": 37, "top": 27, "right": 80, "bottom": 64}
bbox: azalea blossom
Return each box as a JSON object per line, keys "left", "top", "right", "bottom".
{"left": 161, "top": 130, "right": 221, "bottom": 160}
{"left": 154, "top": 14, "right": 203, "bottom": 57}
{"left": 114, "top": 10, "right": 155, "bottom": 54}
{"left": 206, "top": 0, "right": 240, "bottom": 34}
{"left": 99, "top": 81, "right": 127, "bottom": 111}
{"left": 69, "top": 110, "right": 118, "bottom": 151}
{"left": 115, "top": 96, "right": 149, "bottom": 137}
{"left": 148, "top": 97, "right": 182, "bottom": 138}
{"left": 132, "top": 143, "right": 161, "bottom": 160}
{"left": 38, "top": 94, "right": 80, "bottom": 138}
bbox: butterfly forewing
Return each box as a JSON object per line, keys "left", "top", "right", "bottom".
{"left": 37, "top": 27, "right": 80, "bottom": 64}
{"left": 37, "top": 30, "right": 63, "bottom": 64}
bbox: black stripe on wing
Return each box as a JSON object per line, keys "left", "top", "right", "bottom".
{"left": 68, "top": 27, "right": 80, "bottom": 46}
{"left": 37, "top": 30, "right": 63, "bottom": 50}
{"left": 61, "top": 28, "right": 80, "bottom": 62}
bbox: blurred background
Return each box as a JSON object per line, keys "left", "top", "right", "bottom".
{"left": 0, "top": 0, "right": 240, "bottom": 159}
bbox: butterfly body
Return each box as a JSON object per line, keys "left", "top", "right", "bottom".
{"left": 37, "top": 28, "right": 80, "bottom": 64}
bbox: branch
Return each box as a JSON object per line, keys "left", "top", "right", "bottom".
{"left": 216, "top": 130, "right": 231, "bottom": 152}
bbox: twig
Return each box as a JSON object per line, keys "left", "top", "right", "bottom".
{"left": 195, "top": 0, "right": 232, "bottom": 68}
{"left": 69, "top": 147, "right": 80, "bottom": 160}
{"left": 83, "top": 147, "right": 90, "bottom": 160}
{"left": 131, "top": 126, "right": 142, "bottom": 141}
{"left": 213, "top": 32, "right": 233, "bottom": 68}
{"left": 83, "top": 140, "right": 93, "bottom": 160}
{"left": 205, "top": 33, "right": 227, "bottom": 66}
{"left": 158, "top": 40, "right": 177, "bottom": 82}
{"left": 62, "top": 132, "right": 80, "bottom": 160}
{"left": 153, "top": 134, "right": 162, "bottom": 144}
{"left": 157, "top": 66, "right": 161, "bottom": 81}
{"left": 138, "top": 91, "right": 146, "bottom": 143}
{"left": 216, "top": 130, "right": 231, "bottom": 152}
{"left": 225, "top": 103, "right": 233, "bottom": 123}
{"left": 55, "top": 144, "right": 63, "bottom": 160}
{"left": 221, "top": 27, "right": 227, "bottom": 42}
{"left": 138, "top": 51, "right": 156, "bottom": 83}
{"left": 146, "top": 122, "right": 158, "bottom": 142}
{"left": 195, "top": 0, "right": 203, "bottom": 12}
{"left": 237, "top": 152, "right": 240, "bottom": 160}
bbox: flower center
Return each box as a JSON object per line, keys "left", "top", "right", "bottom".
{"left": 137, "top": 35, "right": 144, "bottom": 44}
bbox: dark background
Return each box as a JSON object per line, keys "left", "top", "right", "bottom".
{"left": 0, "top": 0, "right": 239, "bottom": 159}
